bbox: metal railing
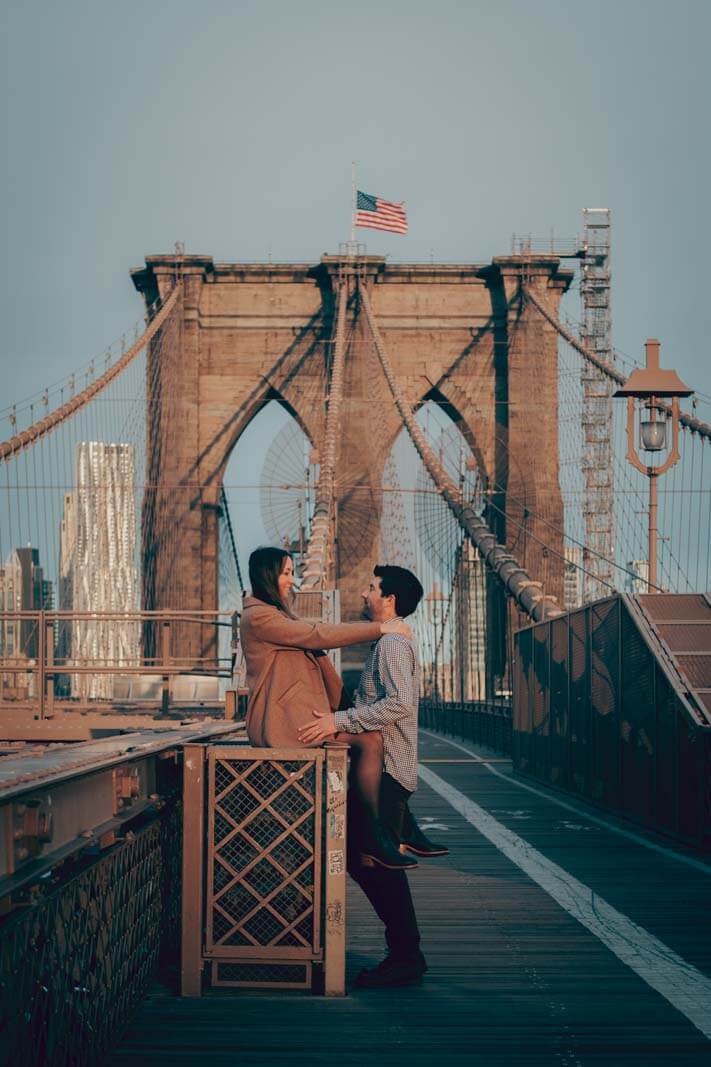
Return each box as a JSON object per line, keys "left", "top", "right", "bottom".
{"left": 510, "top": 233, "right": 581, "bottom": 256}
{"left": 419, "top": 699, "right": 512, "bottom": 755}
{"left": 0, "top": 800, "right": 181, "bottom": 1067}
{"left": 512, "top": 595, "right": 711, "bottom": 848}
{"left": 0, "top": 720, "right": 244, "bottom": 1066}
{"left": 0, "top": 609, "right": 237, "bottom": 717}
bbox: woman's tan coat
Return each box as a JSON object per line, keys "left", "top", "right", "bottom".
{"left": 240, "top": 596, "right": 382, "bottom": 747}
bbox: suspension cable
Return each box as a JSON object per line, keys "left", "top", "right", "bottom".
{"left": 220, "top": 486, "right": 246, "bottom": 596}
{"left": 522, "top": 286, "right": 711, "bottom": 441}
{"left": 358, "top": 281, "right": 562, "bottom": 622}
{"left": 0, "top": 283, "right": 182, "bottom": 461}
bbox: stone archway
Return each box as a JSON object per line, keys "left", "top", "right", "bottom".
{"left": 132, "top": 253, "right": 572, "bottom": 663}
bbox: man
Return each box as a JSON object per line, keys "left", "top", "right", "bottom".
{"left": 298, "top": 564, "right": 446, "bottom": 988}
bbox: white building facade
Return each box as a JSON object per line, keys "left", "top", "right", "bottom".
{"left": 625, "top": 559, "right": 650, "bottom": 595}
{"left": 59, "top": 442, "right": 140, "bottom": 699}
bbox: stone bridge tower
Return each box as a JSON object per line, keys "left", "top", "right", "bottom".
{"left": 132, "top": 253, "right": 572, "bottom": 681}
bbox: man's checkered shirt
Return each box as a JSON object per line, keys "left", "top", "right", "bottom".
{"left": 334, "top": 633, "right": 419, "bottom": 793}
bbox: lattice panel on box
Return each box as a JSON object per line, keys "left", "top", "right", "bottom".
{"left": 207, "top": 755, "right": 323, "bottom": 954}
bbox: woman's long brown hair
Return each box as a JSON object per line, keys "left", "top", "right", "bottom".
{"left": 248, "top": 546, "right": 294, "bottom": 615}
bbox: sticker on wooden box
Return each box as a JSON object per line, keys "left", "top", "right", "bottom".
{"left": 328, "top": 848, "right": 344, "bottom": 875}
{"left": 329, "top": 813, "right": 345, "bottom": 838}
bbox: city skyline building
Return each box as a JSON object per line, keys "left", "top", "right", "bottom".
{"left": 0, "top": 545, "right": 52, "bottom": 698}
{"left": 59, "top": 441, "right": 140, "bottom": 700}
{"left": 564, "top": 546, "right": 585, "bottom": 610}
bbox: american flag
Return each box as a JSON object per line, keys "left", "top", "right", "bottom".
{"left": 355, "top": 190, "right": 408, "bottom": 234}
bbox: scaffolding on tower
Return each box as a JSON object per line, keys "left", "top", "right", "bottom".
{"left": 579, "top": 208, "right": 614, "bottom": 600}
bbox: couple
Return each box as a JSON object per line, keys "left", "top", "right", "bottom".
{"left": 240, "top": 546, "right": 447, "bottom": 989}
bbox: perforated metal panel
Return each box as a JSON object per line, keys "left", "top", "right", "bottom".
{"left": 569, "top": 608, "right": 590, "bottom": 795}
{"left": 638, "top": 594, "right": 710, "bottom": 621}
{"left": 531, "top": 623, "right": 551, "bottom": 781}
{"left": 676, "top": 654, "right": 711, "bottom": 690}
{"left": 549, "top": 616, "right": 570, "bottom": 788}
{"left": 590, "top": 598, "right": 619, "bottom": 804}
{"left": 512, "top": 594, "right": 711, "bottom": 849}
{"left": 512, "top": 627, "right": 533, "bottom": 771}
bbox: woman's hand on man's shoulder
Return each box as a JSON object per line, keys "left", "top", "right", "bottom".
{"left": 380, "top": 618, "right": 413, "bottom": 641}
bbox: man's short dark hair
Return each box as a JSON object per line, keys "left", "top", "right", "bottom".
{"left": 374, "top": 565, "right": 423, "bottom": 619}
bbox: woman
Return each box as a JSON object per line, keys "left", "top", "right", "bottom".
{"left": 240, "top": 546, "right": 414, "bottom": 869}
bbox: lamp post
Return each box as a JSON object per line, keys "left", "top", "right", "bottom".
{"left": 614, "top": 339, "right": 692, "bottom": 592}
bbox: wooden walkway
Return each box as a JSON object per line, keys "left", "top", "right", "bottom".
{"left": 110, "top": 730, "right": 711, "bottom": 1066}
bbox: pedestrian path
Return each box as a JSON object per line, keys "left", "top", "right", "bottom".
{"left": 110, "top": 729, "right": 711, "bottom": 1066}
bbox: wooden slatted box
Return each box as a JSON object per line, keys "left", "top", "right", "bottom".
{"left": 181, "top": 742, "right": 347, "bottom": 996}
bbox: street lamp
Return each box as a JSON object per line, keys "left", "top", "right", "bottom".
{"left": 614, "top": 339, "right": 692, "bottom": 592}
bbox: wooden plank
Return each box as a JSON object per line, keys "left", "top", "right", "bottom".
{"left": 323, "top": 746, "right": 347, "bottom": 996}
{"left": 180, "top": 744, "right": 205, "bottom": 997}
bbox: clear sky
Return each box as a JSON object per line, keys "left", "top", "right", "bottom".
{"left": 2, "top": 0, "right": 710, "bottom": 588}
{"left": 3, "top": 0, "right": 709, "bottom": 405}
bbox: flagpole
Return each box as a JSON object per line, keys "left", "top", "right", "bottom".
{"left": 351, "top": 161, "right": 356, "bottom": 244}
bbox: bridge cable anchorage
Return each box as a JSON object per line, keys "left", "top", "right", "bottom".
{"left": 357, "top": 282, "right": 562, "bottom": 623}
{"left": 300, "top": 277, "right": 348, "bottom": 590}
{"left": 522, "top": 285, "right": 711, "bottom": 441}
{"left": 0, "top": 283, "right": 182, "bottom": 462}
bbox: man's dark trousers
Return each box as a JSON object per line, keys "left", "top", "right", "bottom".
{"left": 347, "top": 772, "right": 423, "bottom": 963}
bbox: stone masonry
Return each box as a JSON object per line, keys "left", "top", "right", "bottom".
{"left": 132, "top": 253, "right": 572, "bottom": 672}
